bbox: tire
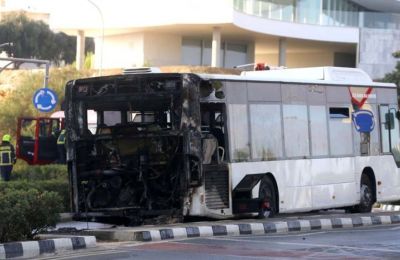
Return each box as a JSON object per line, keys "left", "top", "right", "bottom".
{"left": 352, "top": 174, "right": 374, "bottom": 213}
{"left": 258, "top": 177, "right": 277, "bottom": 218}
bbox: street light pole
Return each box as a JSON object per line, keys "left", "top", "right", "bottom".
{"left": 87, "top": 0, "right": 104, "bottom": 76}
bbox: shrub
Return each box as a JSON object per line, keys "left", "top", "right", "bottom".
{"left": 0, "top": 180, "right": 70, "bottom": 212}
{"left": 11, "top": 163, "right": 68, "bottom": 181}
{"left": 0, "top": 188, "right": 62, "bottom": 243}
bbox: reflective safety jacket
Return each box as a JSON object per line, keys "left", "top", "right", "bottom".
{"left": 0, "top": 142, "right": 15, "bottom": 166}
{"left": 57, "top": 129, "right": 66, "bottom": 145}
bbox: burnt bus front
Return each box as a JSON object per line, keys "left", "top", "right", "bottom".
{"left": 64, "top": 73, "right": 203, "bottom": 223}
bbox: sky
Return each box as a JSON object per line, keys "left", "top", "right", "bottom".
{"left": 4, "top": 0, "right": 106, "bottom": 29}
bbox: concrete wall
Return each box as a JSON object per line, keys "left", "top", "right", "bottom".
{"left": 358, "top": 28, "right": 400, "bottom": 80}
{"left": 97, "top": 33, "right": 145, "bottom": 69}
{"left": 255, "top": 52, "right": 334, "bottom": 68}
{"left": 143, "top": 33, "right": 182, "bottom": 66}
{"left": 94, "top": 32, "right": 182, "bottom": 69}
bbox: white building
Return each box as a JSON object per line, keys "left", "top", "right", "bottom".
{"left": 48, "top": 0, "right": 400, "bottom": 79}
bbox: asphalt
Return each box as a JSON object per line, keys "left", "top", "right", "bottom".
{"left": 1, "top": 204, "right": 398, "bottom": 259}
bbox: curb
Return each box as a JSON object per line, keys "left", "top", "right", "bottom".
{"left": 0, "top": 236, "right": 96, "bottom": 259}
{"left": 380, "top": 204, "right": 400, "bottom": 212}
{"left": 131, "top": 214, "right": 400, "bottom": 242}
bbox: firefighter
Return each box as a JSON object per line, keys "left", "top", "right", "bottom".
{"left": 0, "top": 134, "right": 16, "bottom": 181}
{"left": 57, "top": 129, "right": 66, "bottom": 164}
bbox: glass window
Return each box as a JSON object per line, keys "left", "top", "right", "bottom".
{"left": 369, "top": 105, "right": 380, "bottom": 156}
{"left": 296, "top": 0, "right": 321, "bottom": 24}
{"left": 228, "top": 104, "right": 250, "bottom": 161}
{"left": 182, "top": 38, "right": 202, "bottom": 65}
{"left": 202, "top": 40, "right": 212, "bottom": 66}
{"left": 380, "top": 105, "right": 391, "bottom": 154}
{"left": 21, "top": 119, "right": 36, "bottom": 138}
{"left": 380, "top": 105, "right": 400, "bottom": 162}
{"left": 224, "top": 43, "right": 247, "bottom": 69}
{"left": 250, "top": 104, "right": 283, "bottom": 160}
{"left": 310, "top": 105, "right": 329, "bottom": 156}
{"left": 283, "top": 104, "right": 309, "bottom": 157}
{"left": 87, "top": 110, "right": 97, "bottom": 134}
{"left": 329, "top": 105, "right": 353, "bottom": 156}
{"left": 329, "top": 107, "right": 349, "bottom": 118}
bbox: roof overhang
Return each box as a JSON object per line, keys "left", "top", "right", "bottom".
{"left": 351, "top": 0, "right": 400, "bottom": 12}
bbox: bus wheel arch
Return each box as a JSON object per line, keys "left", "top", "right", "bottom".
{"left": 353, "top": 167, "right": 376, "bottom": 213}
{"left": 258, "top": 173, "right": 279, "bottom": 218}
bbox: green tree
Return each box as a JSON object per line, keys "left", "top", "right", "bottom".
{"left": 0, "top": 12, "right": 94, "bottom": 66}
{"left": 382, "top": 52, "right": 400, "bottom": 87}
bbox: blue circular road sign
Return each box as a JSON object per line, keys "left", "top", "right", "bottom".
{"left": 33, "top": 88, "right": 58, "bottom": 112}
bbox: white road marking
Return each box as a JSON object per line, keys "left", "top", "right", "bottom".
{"left": 228, "top": 231, "right": 328, "bottom": 239}
{"left": 37, "top": 249, "right": 133, "bottom": 260}
{"left": 275, "top": 241, "right": 400, "bottom": 253}
{"left": 203, "top": 236, "right": 400, "bottom": 253}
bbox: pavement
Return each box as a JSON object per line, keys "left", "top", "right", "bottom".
{"left": 0, "top": 236, "right": 96, "bottom": 259}
{"left": 0, "top": 204, "right": 398, "bottom": 259}
{"left": 79, "top": 211, "right": 400, "bottom": 243}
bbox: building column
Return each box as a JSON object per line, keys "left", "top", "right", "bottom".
{"left": 76, "top": 30, "right": 85, "bottom": 70}
{"left": 278, "top": 37, "right": 287, "bottom": 67}
{"left": 211, "top": 27, "right": 221, "bottom": 68}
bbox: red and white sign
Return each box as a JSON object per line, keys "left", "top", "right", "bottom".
{"left": 348, "top": 87, "right": 374, "bottom": 109}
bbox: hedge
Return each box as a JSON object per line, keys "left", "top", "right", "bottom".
{"left": 0, "top": 188, "right": 62, "bottom": 243}
{"left": 11, "top": 164, "right": 68, "bottom": 181}
{"left": 0, "top": 179, "right": 70, "bottom": 212}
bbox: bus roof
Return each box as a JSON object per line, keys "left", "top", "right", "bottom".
{"left": 197, "top": 67, "right": 396, "bottom": 88}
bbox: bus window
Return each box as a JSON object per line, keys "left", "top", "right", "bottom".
{"left": 250, "top": 104, "right": 283, "bottom": 161}
{"left": 104, "top": 111, "right": 121, "bottom": 126}
{"left": 379, "top": 105, "right": 400, "bottom": 164}
{"left": 201, "top": 103, "right": 227, "bottom": 163}
{"left": 329, "top": 106, "right": 353, "bottom": 156}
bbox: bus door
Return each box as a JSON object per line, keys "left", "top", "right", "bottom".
{"left": 200, "top": 103, "right": 230, "bottom": 210}
{"left": 17, "top": 117, "right": 61, "bottom": 165}
{"left": 379, "top": 105, "right": 400, "bottom": 165}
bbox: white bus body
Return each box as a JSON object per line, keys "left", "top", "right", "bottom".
{"left": 66, "top": 67, "right": 400, "bottom": 222}
{"left": 189, "top": 67, "right": 400, "bottom": 218}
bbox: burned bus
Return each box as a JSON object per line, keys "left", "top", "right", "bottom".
{"left": 65, "top": 67, "right": 400, "bottom": 224}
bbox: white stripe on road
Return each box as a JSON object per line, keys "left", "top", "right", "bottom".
{"left": 205, "top": 236, "right": 400, "bottom": 253}
{"left": 275, "top": 241, "right": 400, "bottom": 253}
{"left": 34, "top": 249, "right": 132, "bottom": 260}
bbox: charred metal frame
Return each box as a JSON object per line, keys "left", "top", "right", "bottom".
{"left": 64, "top": 73, "right": 203, "bottom": 223}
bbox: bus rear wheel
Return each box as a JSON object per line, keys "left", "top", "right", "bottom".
{"left": 258, "top": 177, "right": 277, "bottom": 218}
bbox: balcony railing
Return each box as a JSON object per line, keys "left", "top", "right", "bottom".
{"left": 234, "top": 0, "right": 400, "bottom": 29}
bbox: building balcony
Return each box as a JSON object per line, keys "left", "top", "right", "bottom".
{"left": 234, "top": 0, "right": 400, "bottom": 30}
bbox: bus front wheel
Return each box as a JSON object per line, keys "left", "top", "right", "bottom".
{"left": 351, "top": 175, "right": 374, "bottom": 213}
{"left": 258, "top": 177, "right": 277, "bottom": 218}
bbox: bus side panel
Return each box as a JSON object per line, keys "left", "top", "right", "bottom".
{"left": 230, "top": 156, "right": 400, "bottom": 214}
{"left": 356, "top": 155, "right": 400, "bottom": 202}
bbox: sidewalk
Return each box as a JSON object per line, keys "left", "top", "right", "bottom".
{"left": 79, "top": 212, "right": 400, "bottom": 242}
{"left": 4, "top": 209, "right": 399, "bottom": 259}
{"left": 0, "top": 236, "right": 96, "bottom": 259}
{"left": 379, "top": 204, "right": 400, "bottom": 212}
